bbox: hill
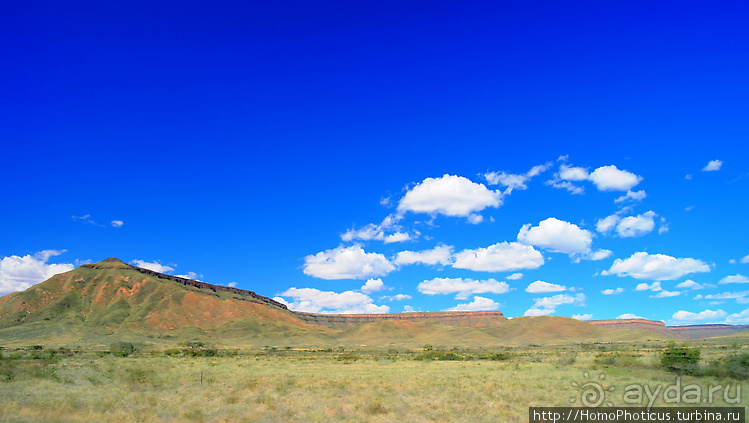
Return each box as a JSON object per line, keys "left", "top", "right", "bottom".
{"left": 0, "top": 257, "right": 728, "bottom": 348}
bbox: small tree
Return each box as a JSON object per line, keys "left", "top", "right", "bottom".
{"left": 110, "top": 342, "right": 136, "bottom": 357}
{"left": 660, "top": 343, "right": 700, "bottom": 374}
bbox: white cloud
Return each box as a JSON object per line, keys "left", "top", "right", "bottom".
{"left": 397, "top": 174, "right": 502, "bottom": 220}
{"left": 596, "top": 215, "right": 620, "bottom": 234}
{"left": 650, "top": 290, "right": 681, "bottom": 298}
{"left": 635, "top": 282, "right": 662, "bottom": 292}
{"left": 175, "top": 271, "right": 202, "bottom": 281}
{"left": 741, "top": 255, "right": 749, "bottom": 264}
{"left": 526, "top": 280, "right": 567, "bottom": 293}
{"left": 524, "top": 293, "right": 586, "bottom": 316}
{"left": 616, "top": 211, "right": 657, "bottom": 238}
{"left": 676, "top": 279, "right": 710, "bottom": 290}
{"left": 483, "top": 163, "right": 551, "bottom": 194}
{"left": 702, "top": 160, "right": 723, "bottom": 172}
{"left": 507, "top": 272, "right": 524, "bottom": 280}
{"left": 617, "top": 313, "right": 645, "bottom": 319}
{"left": 361, "top": 278, "right": 385, "bottom": 293}
{"left": 403, "top": 305, "right": 416, "bottom": 312}
{"left": 303, "top": 245, "right": 395, "bottom": 280}
{"left": 452, "top": 241, "right": 544, "bottom": 272}
{"left": 524, "top": 308, "right": 555, "bottom": 316}
{"left": 573, "top": 313, "right": 593, "bottom": 320}
{"left": 671, "top": 309, "right": 727, "bottom": 323}
{"left": 614, "top": 190, "right": 647, "bottom": 203}
{"left": 341, "top": 214, "right": 412, "bottom": 244}
{"left": 386, "top": 294, "right": 412, "bottom": 301}
{"left": 685, "top": 174, "right": 693, "bottom": 180}
{"left": 418, "top": 277, "right": 511, "bottom": 300}
{"left": 278, "top": 287, "right": 389, "bottom": 314}
{"left": 559, "top": 164, "right": 589, "bottom": 181}
{"left": 602, "top": 252, "right": 710, "bottom": 281}
{"left": 601, "top": 287, "right": 624, "bottom": 295}
{"left": 227, "top": 282, "right": 237, "bottom": 288}
{"left": 720, "top": 274, "right": 749, "bottom": 284}
{"left": 0, "top": 251, "right": 75, "bottom": 295}
{"left": 394, "top": 244, "right": 453, "bottom": 266}
{"left": 446, "top": 296, "right": 500, "bottom": 311}
{"left": 517, "top": 217, "right": 593, "bottom": 255}
{"left": 546, "top": 180, "right": 585, "bottom": 195}
{"left": 584, "top": 249, "right": 613, "bottom": 261}
{"left": 697, "top": 291, "right": 749, "bottom": 303}
{"left": 588, "top": 165, "right": 643, "bottom": 191}
{"left": 111, "top": 220, "right": 124, "bottom": 228}
{"left": 131, "top": 259, "right": 175, "bottom": 273}
{"left": 726, "top": 309, "right": 749, "bottom": 325}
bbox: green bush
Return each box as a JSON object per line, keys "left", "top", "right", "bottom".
{"left": 704, "top": 353, "right": 749, "bottom": 380}
{"left": 660, "top": 344, "right": 700, "bottom": 374}
{"left": 414, "top": 351, "right": 463, "bottom": 361}
{"left": 110, "top": 342, "right": 136, "bottom": 357}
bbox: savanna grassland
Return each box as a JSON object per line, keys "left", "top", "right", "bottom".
{"left": 1, "top": 338, "right": 748, "bottom": 422}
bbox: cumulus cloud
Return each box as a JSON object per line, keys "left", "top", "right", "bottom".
{"left": 671, "top": 309, "right": 727, "bottom": 323}
{"left": 0, "top": 251, "right": 75, "bottom": 295}
{"left": 277, "top": 287, "right": 389, "bottom": 314}
{"left": 507, "top": 272, "right": 524, "bottom": 280}
{"left": 546, "top": 180, "right": 585, "bottom": 195}
{"left": 483, "top": 162, "right": 551, "bottom": 194}
{"left": 525, "top": 293, "right": 586, "bottom": 316}
{"left": 614, "top": 190, "right": 647, "bottom": 203}
{"left": 526, "top": 280, "right": 567, "bottom": 293}
{"left": 341, "top": 214, "right": 413, "bottom": 244}
{"left": 597, "top": 211, "right": 658, "bottom": 238}
{"left": 588, "top": 165, "right": 643, "bottom": 191}
{"left": 559, "top": 164, "right": 589, "bottom": 181}
{"left": 131, "top": 260, "right": 175, "bottom": 273}
{"left": 602, "top": 252, "right": 710, "bottom": 281}
{"left": 227, "top": 282, "right": 237, "bottom": 288}
{"left": 741, "top": 255, "right": 749, "bottom": 264}
{"left": 702, "top": 160, "right": 723, "bottom": 172}
{"left": 650, "top": 290, "right": 681, "bottom": 298}
{"left": 175, "top": 271, "right": 202, "bottom": 281}
{"left": 635, "top": 282, "right": 662, "bottom": 291}
{"left": 385, "top": 294, "right": 412, "bottom": 301}
{"left": 726, "top": 309, "right": 749, "bottom": 325}
{"left": 303, "top": 245, "right": 395, "bottom": 280}
{"left": 573, "top": 314, "right": 593, "bottom": 320}
{"left": 695, "top": 291, "right": 749, "bottom": 304}
{"left": 361, "top": 278, "right": 385, "bottom": 293}
{"left": 601, "top": 287, "right": 625, "bottom": 295}
{"left": 719, "top": 274, "right": 749, "bottom": 284}
{"left": 418, "top": 277, "right": 511, "bottom": 300}
{"left": 446, "top": 296, "right": 500, "bottom": 312}
{"left": 452, "top": 242, "right": 544, "bottom": 272}
{"left": 397, "top": 175, "right": 502, "bottom": 221}
{"left": 676, "top": 280, "right": 711, "bottom": 290}
{"left": 394, "top": 245, "right": 453, "bottom": 266}
{"left": 111, "top": 220, "right": 124, "bottom": 228}
{"left": 617, "top": 313, "right": 645, "bottom": 319}
{"left": 517, "top": 218, "right": 593, "bottom": 256}
{"left": 584, "top": 249, "right": 614, "bottom": 261}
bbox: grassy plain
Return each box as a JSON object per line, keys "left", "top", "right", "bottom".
{"left": 1, "top": 337, "right": 748, "bottom": 422}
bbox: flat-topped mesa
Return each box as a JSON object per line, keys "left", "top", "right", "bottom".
{"left": 590, "top": 319, "right": 666, "bottom": 327}
{"left": 293, "top": 310, "right": 507, "bottom": 329}
{"left": 80, "top": 258, "right": 288, "bottom": 310}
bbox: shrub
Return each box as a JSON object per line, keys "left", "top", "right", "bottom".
{"left": 660, "top": 344, "right": 700, "bottom": 374}
{"left": 704, "top": 353, "right": 749, "bottom": 380}
{"left": 110, "top": 342, "right": 136, "bottom": 357}
{"left": 414, "top": 351, "right": 463, "bottom": 361}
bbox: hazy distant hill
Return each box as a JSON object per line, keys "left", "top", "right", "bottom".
{"left": 0, "top": 257, "right": 735, "bottom": 348}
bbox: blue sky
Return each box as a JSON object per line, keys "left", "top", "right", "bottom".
{"left": 1, "top": 1, "right": 747, "bottom": 325}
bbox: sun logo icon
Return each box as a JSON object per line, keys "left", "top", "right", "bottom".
{"left": 569, "top": 372, "right": 615, "bottom": 407}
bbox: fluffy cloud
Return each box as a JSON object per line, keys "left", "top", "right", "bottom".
{"left": 559, "top": 164, "right": 589, "bottom": 181}
{"left": 0, "top": 251, "right": 75, "bottom": 295}
{"left": 525, "top": 293, "right": 586, "bottom": 316}
{"left": 111, "top": 220, "right": 124, "bottom": 227}
{"left": 276, "top": 287, "right": 389, "bottom": 314}
{"left": 741, "top": 255, "right": 749, "bottom": 264}
{"left": 394, "top": 245, "right": 453, "bottom": 266}
{"left": 303, "top": 245, "right": 395, "bottom": 280}
{"left": 361, "top": 278, "right": 385, "bottom": 293}
{"left": 617, "top": 313, "right": 645, "bottom": 319}
{"left": 702, "top": 160, "right": 723, "bottom": 172}
{"left": 483, "top": 163, "right": 551, "bottom": 194}
{"left": 341, "top": 214, "right": 412, "bottom": 244}
{"left": 676, "top": 280, "right": 711, "bottom": 290}
{"left": 602, "top": 252, "right": 710, "bottom": 281}
{"left": 695, "top": 291, "right": 749, "bottom": 304}
{"left": 385, "top": 294, "right": 412, "bottom": 301}
{"left": 588, "top": 165, "right": 643, "bottom": 191}
{"left": 418, "top": 277, "right": 511, "bottom": 300}
{"left": 175, "top": 271, "right": 202, "bottom": 281}
{"left": 635, "top": 282, "right": 662, "bottom": 291}
{"left": 597, "top": 211, "right": 658, "bottom": 238}
{"left": 452, "top": 242, "right": 544, "bottom": 272}
{"left": 601, "top": 288, "right": 624, "bottom": 295}
{"left": 397, "top": 175, "right": 502, "bottom": 220}
{"left": 446, "top": 296, "right": 500, "bottom": 311}
{"left": 725, "top": 309, "right": 749, "bottom": 325}
{"left": 131, "top": 259, "right": 175, "bottom": 273}
{"left": 671, "top": 309, "right": 727, "bottom": 323}
{"left": 506, "top": 272, "right": 524, "bottom": 280}
{"left": 573, "top": 314, "right": 593, "bottom": 320}
{"left": 517, "top": 218, "right": 593, "bottom": 255}
{"left": 614, "top": 190, "right": 647, "bottom": 203}
{"left": 650, "top": 290, "right": 681, "bottom": 298}
{"left": 584, "top": 249, "right": 614, "bottom": 261}
{"left": 546, "top": 180, "right": 585, "bottom": 195}
{"left": 526, "top": 280, "right": 567, "bottom": 293}
{"left": 719, "top": 274, "right": 749, "bottom": 284}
